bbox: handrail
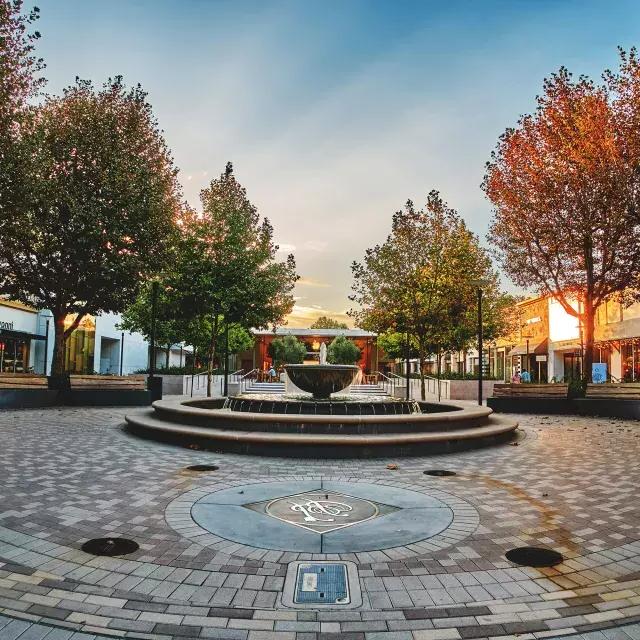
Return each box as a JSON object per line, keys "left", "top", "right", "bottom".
{"left": 239, "top": 368, "right": 259, "bottom": 393}
{"left": 375, "top": 371, "right": 397, "bottom": 397}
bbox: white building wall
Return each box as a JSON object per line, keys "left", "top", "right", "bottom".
{"left": 94, "top": 313, "right": 150, "bottom": 375}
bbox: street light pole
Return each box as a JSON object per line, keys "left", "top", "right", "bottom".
{"left": 405, "top": 332, "right": 410, "bottom": 401}
{"left": 477, "top": 286, "right": 484, "bottom": 406}
{"left": 148, "top": 280, "right": 159, "bottom": 395}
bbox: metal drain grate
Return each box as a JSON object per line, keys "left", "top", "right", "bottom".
{"left": 294, "top": 563, "right": 349, "bottom": 605}
{"left": 81, "top": 538, "right": 139, "bottom": 556}
{"left": 505, "top": 546, "right": 564, "bottom": 567}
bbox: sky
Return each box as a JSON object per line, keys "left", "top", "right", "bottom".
{"left": 31, "top": 0, "right": 640, "bottom": 327}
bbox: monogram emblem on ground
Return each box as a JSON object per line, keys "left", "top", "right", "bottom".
{"left": 246, "top": 490, "right": 395, "bottom": 533}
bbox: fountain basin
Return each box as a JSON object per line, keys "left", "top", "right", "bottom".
{"left": 285, "top": 364, "right": 359, "bottom": 399}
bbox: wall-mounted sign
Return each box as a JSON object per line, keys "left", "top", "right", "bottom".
{"left": 0, "top": 321, "right": 14, "bottom": 331}
{"left": 526, "top": 317, "right": 542, "bottom": 324}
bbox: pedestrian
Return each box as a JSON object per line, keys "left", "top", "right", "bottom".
{"left": 520, "top": 369, "right": 531, "bottom": 383}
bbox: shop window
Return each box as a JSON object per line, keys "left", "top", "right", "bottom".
{"left": 0, "top": 339, "right": 29, "bottom": 373}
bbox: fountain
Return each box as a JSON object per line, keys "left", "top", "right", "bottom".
{"left": 285, "top": 342, "right": 359, "bottom": 399}
{"left": 125, "top": 342, "right": 519, "bottom": 455}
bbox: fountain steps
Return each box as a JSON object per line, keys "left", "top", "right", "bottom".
{"left": 124, "top": 399, "right": 519, "bottom": 456}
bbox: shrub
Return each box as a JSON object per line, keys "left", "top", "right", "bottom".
{"left": 268, "top": 336, "right": 306, "bottom": 367}
{"left": 327, "top": 336, "right": 361, "bottom": 365}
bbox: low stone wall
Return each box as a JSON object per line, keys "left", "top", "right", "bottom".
{"left": 449, "top": 380, "right": 496, "bottom": 401}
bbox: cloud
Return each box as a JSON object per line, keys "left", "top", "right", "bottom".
{"left": 302, "top": 240, "right": 328, "bottom": 252}
{"left": 285, "top": 304, "right": 353, "bottom": 329}
{"left": 297, "top": 277, "right": 330, "bottom": 288}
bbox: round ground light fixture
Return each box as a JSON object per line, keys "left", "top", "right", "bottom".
{"left": 81, "top": 538, "right": 139, "bottom": 557}
{"left": 505, "top": 546, "right": 564, "bottom": 567}
{"left": 424, "top": 470, "right": 456, "bottom": 477}
{"left": 186, "top": 464, "right": 219, "bottom": 472}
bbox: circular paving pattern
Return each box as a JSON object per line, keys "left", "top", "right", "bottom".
{"left": 180, "top": 480, "right": 467, "bottom": 553}
{"left": 0, "top": 406, "right": 640, "bottom": 640}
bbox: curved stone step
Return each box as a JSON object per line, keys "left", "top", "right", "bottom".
{"left": 125, "top": 409, "right": 518, "bottom": 446}
{"left": 150, "top": 399, "right": 494, "bottom": 434}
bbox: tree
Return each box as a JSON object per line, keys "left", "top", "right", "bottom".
{"left": 268, "top": 335, "right": 306, "bottom": 367}
{"left": 119, "top": 280, "right": 197, "bottom": 369}
{"left": 0, "top": 78, "right": 181, "bottom": 379}
{"left": 351, "top": 192, "right": 502, "bottom": 398}
{"left": 327, "top": 335, "right": 360, "bottom": 365}
{"left": 172, "top": 163, "right": 298, "bottom": 394}
{"left": 0, "top": 1, "right": 44, "bottom": 258}
{"left": 310, "top": 316, "right": 348, "bottom": 330}
{"left": 377, "top": 330, "right": 418, "bottom": 361}
{"left": 484, "top": 49, "right": 640, "bottom": 381}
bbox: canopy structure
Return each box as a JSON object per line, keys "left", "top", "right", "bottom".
{"left": 509, "top": 338, "right": 548, "bottom": 356}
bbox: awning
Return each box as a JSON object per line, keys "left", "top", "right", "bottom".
{"left": 508, "top": 338, "right": 548, "bottom": 356}
{"left": 550, "top": 340, "right": 582, "bottom": 352}
{"left": 0, "top": 329, "right": 45, "bottom": 341}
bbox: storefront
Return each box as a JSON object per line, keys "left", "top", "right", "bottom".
{"left": 0, "top": 301, "right": 50, "bottom": 374}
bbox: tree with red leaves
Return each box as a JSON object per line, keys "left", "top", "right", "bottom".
{"left": 484, "top": 49, "right": 640, "bottom": 382}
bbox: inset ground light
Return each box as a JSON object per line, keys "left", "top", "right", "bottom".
{"left": 81, "top": 538, "right": 139, "bottom": 557}
{"left": 505, "top": 546, "right": 564, "bottom": 567}
{"left": 424, "top": 469, "right": 457, "bottom": 476}
{"left": 185, "top": 464, "right": 219, "bottom": 471}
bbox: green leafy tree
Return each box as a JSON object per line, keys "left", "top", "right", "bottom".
{"left": 310, "top": 316, "right": 348, "bottom": 330}
{"left": 268, "top": 335, "right": 306, "bottom": 367}
{"left": 118, "top": 280, "right": 197, "bottom": 369}
{"left": 351, "top": 191, "right": 503, "bottom": 399}
{"left": 0, "top": 77, "right": 181, "bottom": 378}
{"left": 172, "top": 163, "right": 298, "bottom": 394}
{"left": 0, "top": 1, "right": 45, "bottom": 221}
{"left": 327, "top": 335, "right": 361, "bottom": 365}
{"left": 377, "top": 330, "right": 418, "bottom": 361}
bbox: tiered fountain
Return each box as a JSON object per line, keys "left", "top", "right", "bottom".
{"left": 125, "top": 344, "right": 518, "bottom": 457}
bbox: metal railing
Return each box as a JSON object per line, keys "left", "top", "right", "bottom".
{"left": 239, "top": 368, "right": 259, "bottom": 394}
{"left": 185, "top": 368, "right": 245, "bottom": 397}
{"left": 375, "top": 371, "right": 399, "bottom": 397}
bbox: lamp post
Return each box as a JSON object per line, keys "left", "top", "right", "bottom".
{"left": 471, "top": 279, "right": 490, "bottom": 406}
{"left": 148, "top": 280, "right": 160, "bottom": 399}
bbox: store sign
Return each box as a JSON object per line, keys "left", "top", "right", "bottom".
{"left": 0, "top": 321, "right": 14, "bottom": 331}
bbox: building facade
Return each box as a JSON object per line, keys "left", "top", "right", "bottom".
{"left": 0, "top": 299, "right": 186, "bottom": 376}
{"left": 241, "top": 328, "right": 386, "bottom": 373}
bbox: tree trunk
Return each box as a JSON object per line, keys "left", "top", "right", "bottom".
{"left": 206, "top": 314, "right": 219, "bottom": 397}
{"left": 462, "top": 349, "right": 467, "bottom": 375}
{"left": 583, "top": 295, "right": 595, "bottom": 384}
{"left": 165, "top": 344, "right": 170, "bottom": 369}
{"left": 51, "top": 312, "right": 67, "bottom": 379}
{"left": 436, "top": 347, "right": 442, "bottom": 401}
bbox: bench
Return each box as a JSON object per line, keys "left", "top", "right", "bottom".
{"left": 585, "top": 383, "right": 640, "bottom": 399}
{"left": 0, "top": 373, "right": 48, "bottom": 389}
{"left": 69, "top": 375, "right": 146, "bottom": 391}
{"left": 492, "top": 383, "right": 568, "bottom": 398}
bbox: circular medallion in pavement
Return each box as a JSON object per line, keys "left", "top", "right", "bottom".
{"left": 167, "top": 479, "right": 478, "bottom": 556}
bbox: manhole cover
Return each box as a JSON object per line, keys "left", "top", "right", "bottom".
{"left": 81, "top": 538, "right": 139, "bottom": 557}
{"left": 282, "top": 560, "right": 362, "bottom": 608}
{"left": 295, "top": 563, "right": 349, "bottom": 604}
{"left": 505, "top": 546, "right": 564, "bottom": 567}
{"left": 424, "top": 470, "right": 456, "bottom": 477}
{"left": 186, "top": 465, "right": 219, "bottom": 472}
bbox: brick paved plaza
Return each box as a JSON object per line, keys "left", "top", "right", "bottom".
{"left": 0, "top": 405, "right": 640, "bottom": 640}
